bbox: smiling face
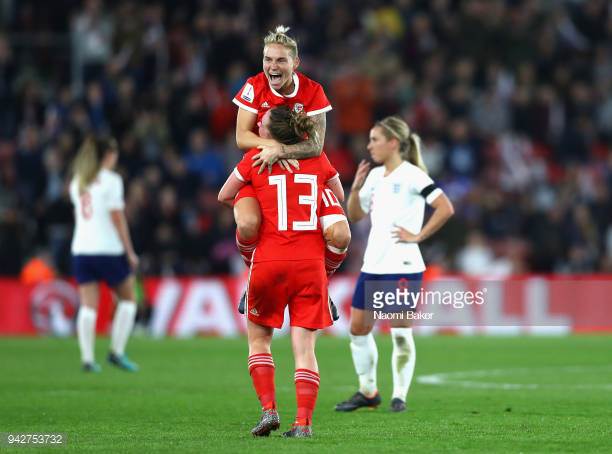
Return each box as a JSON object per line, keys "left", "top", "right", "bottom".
{"left": 263, "top": 43, "right": 299, "bottom": 94}
{"left": 367, "top": 126, "right": 399, "bottom": 164}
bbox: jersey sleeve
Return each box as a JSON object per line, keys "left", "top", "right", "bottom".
{"left": 232, "top": 76, "right": 260, "bottom": 115}
{"left": 320, "top": 153, "right": 339, "bottom": 182}
{"left": 107, "top": 175, "right": 125, "bottom": 210}
{"left": 305, "top": 83, "right": 332, "bottom": 117}
{"left": 233, "top": 152, "right": 253, "bottom": 183}
{"left": 410, "top": 166, "right": 443, "bottom": 205}
{"left": 358, "top": 172, "right": 375, "bottom": 214}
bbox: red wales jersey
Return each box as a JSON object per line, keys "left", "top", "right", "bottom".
{"left": 232, "top": 71, "right": 332, "bottom": 129}
{"left": 233, "top": 150, "right": 339, "bottom": 262}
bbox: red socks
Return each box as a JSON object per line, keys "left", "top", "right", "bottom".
{"left": 248, "top": 359, "right": 319, "bottom": 426}
{"left": 236, "top": 230, "right": 258, "bottom": 267}
{"left": 325, "top": 244, "right": 347, "bottom": 276}
{"left": 294, "top": 369, "right": 320, "bottom": 426}
{"left": 248, "top": 354, "right": 276, "bottom": 410}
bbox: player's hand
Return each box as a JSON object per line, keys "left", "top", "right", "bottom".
{"left": 278, "top": 159, "right": 299, "bottom": 173}
{"left": 253, "top": 144, "right": 282, "bottom": 174}
{"left": 351, "top": 160, "right": 371, "bottom": 192}
{"left": 392, "top": 225, "right": 421, "bottom": 243}
{"left": 127, "top": 251, "right": 140, "bottom": 270}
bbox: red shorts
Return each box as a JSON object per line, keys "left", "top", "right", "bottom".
{"left": 233, "top": 184, "right": 256, "bottom": 206}
{"left": 246, "top": 259, "right": 332, "bottom": 330}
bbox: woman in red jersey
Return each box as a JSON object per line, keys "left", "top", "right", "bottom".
{"left": 219, "top": 106, "right": 349, "bottom": 439}
{"left": 231, "top": 25, "right": 332, "bottom": 276}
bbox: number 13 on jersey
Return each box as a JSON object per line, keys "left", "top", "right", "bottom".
{"left": 269, "top": 174, "right": 323, "bottom": 231}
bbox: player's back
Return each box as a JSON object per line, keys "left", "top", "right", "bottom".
{"left": 234, "top": 150, "right": 338, "bottom": 262}
{"left": 70, "top": 168, "right": 124, "bottom": 255}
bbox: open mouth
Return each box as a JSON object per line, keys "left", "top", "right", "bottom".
{"left": 268, "top": 73, "right": 282, "bottom": 83}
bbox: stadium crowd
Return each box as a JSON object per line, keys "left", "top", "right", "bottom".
{"left": 0, "top": 0, "right": 610, "bottom": 278}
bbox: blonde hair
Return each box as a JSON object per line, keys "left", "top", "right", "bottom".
{"left": 263, "top": 25, "right": 298, "bottom": 58}
{"left": 72, "top": 136, "right": 118, "bottom": 193}
{"left": 376, "top": 116, "right": 428, "bottom": 173}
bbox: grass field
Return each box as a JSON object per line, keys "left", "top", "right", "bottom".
{"left": 2, "top": 335, "right": 611, "bottom": 453}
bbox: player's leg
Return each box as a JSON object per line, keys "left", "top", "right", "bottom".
{"left": 389, "top": 317, "right": 415, "bottom": 412}
{"left": 323, "top": 218, "right": 351, "bottom": 276}
{"left": 284, "top": 259, "right": 330, "bottom": 437}
{"left": 247, "top": 320, "right": 279, "bottom": 436}
{"left": 335, "top": 273, "right": 381, "bottom": 411}
{"left": 284, "top": 326, "right": 318, "bottom": 438}
{"left": 234, "top": 194, "right": 261, "bottom": 314}
{"left": 388, "top": 273, "right": 422, "bottom": 411}
{"left": 321, "top": 216, "right": 351, "bottom": 321}
{"left": 246, "top": 260, "right": 286, "bottom": 436}
{"left": 234, "top": 196, "right": 260, "bottom": 265}
{"left": 77, "top": 282, "right": 100, "bottom": 372}
{"left": 108, "top": 273, "right": 139, "bottom": 371}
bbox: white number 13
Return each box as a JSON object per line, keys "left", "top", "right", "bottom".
{"left": 269, "top": 174, "right": 318, "bottom": 231}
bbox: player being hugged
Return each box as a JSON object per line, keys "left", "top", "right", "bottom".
{"left": 70, "top": 136, "right": 139, "bottom": 373}
{"left": 231, "top": 25, "right": 335, "bottom": 309}
{"left": 219, "top": 106, "right": 349, "bottom": 438}
{"left": 335, "top": 116, "right": 454, "bottom": 413}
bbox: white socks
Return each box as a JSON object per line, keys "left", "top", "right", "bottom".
{"left": 77, "top": 306, "right": 97, "bottom": 364}
{"left": 350, "top": 333, "right": 378, "bottom": 396}
{"left": 391, "top": 327, "right": 416, "bottom": 401}
{"left": 110, "top": 301, "right": 137, "bottom": 356}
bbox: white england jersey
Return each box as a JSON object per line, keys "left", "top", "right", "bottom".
{"left": 70, "top": 168, "right": 125, "bottom": 255}
{"left": 358, "top": 161, "right": 443, "bottom": 274}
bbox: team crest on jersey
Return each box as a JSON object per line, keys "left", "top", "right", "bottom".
{"left": 392, "top": 183, "right": 401, "bottom": 194}
{"left": 293, "top": 103, "right": 304, "bottom": 113}
{"left": 241, "top": 83, "right": 254, "bottom": 102}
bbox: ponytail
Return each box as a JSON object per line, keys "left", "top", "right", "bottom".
{"left": 268, "top": 105, "right": 315, "bottom": 145}
{"left": 72, "top": 135, "right": 118, "bottom": 193}
{"left": 406, "top": 133, "right": 428, "bottom": 173}
{"left": 376, "top": 115, "right": 428, "bottom": 174}
{"left": 263, "top": 25, "right": 299, "bottom": 58}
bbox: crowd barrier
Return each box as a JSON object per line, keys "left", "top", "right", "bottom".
{"left": 0, "top": 275, "right": 610, "bottom": 336}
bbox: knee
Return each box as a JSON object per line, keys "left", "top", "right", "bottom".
{"left": 249, "top": 336, "right": 272, "bottom": 354}
{"left": 350, "top": 325, "right": 372, "bottom": 337}
{"left": 236, "top": 214, "right": 260, "bottom": 240}
{"left": 328, "top": 222, "right": 351, "bottom": 250}
{"left": 391, "top": 328, "right": 413, "bottom": 353}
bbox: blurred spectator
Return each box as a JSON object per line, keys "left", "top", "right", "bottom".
{"left": 71, "top": 0, "right": 114, "bottom": 94}
{"left": 0, "top": 0, "right": 609, "bottom": 276}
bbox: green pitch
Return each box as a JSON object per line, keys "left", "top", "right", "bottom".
{"left": 1, "top": 335, "right": 611, "bottom": 453}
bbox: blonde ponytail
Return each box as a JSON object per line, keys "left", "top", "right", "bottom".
{"left": 407, "top": 133, "right": 428, "bottom": 173}
{"left": 72, "top": 137, "right": 100, "bottom": 194}
{"left": 376, "top": 116, "right": 429, "bottom": 174}
{"left": 72, "top": 135, "right": 118, "bottom": 193}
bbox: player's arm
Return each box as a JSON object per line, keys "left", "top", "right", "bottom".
{"left": 110, "top": 210, "right": 139, "bottom": 269}
{"left": 347, "top": 160, "right": 370, "bottom": 223}
{"left": 392, "top": 193, "right": 454, "bottom": 243}
{"left": 325, "top": 175, "right": 344, "bottom": 202}
{"left": 252, "top": 112, "right": 326, "bottom": 170}
{"left": 217, "top": 171, "right": 246, "bottom": 207}
{"left": 280, "top": 112, "right": 326, "bottom": 158}
{"left": 236, "top": 108, "right": 277, "bottom": 150}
